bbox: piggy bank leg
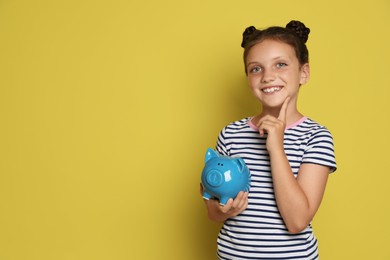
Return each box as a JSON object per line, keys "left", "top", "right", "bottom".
{"left": 202, "top": 191, "right": 212, "bottom": 200}
{"left": 219, "top": 197, "right": 229, "bottom": 206}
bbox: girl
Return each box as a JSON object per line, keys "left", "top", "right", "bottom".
{"left": 202, "top": 21, "right": 337, "bottom": 259}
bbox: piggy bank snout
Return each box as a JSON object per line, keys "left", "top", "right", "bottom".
{"left": 205, "top": 170, "right": 224, "bottom": 187}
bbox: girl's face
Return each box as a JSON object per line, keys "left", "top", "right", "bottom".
{"left": 245, "top": 39, "right": 309, "bottom": 110}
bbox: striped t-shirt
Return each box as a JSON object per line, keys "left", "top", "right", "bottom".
{"left": 215, "top": 116, "right": 337, "bottom": 260}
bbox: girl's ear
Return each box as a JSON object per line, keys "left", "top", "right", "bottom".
{"left": 299, "top": 63, "right": 310, "bottom": 85}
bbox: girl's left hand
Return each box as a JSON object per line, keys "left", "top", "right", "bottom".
{"left": 256, "top": 97, "right": 290, "bottom": 152}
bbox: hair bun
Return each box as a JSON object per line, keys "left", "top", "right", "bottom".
{"left": 241, "top": 26, "right": 257, "bottom": 48}
{"left": 286, "top": 20, "right": 310, "bottom": 43}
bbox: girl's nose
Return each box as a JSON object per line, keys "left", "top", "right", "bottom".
{"left": 261, "top": 69, "right": 276, "bottom": 83}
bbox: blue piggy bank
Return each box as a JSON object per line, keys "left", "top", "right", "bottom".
{"left": 201, "top": 148, "right": 251, "bottom": 205}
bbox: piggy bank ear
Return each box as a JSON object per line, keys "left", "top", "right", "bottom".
{"left": 205, "top": 148, "right": 219, "bottom": 162}
{"left": 236, "top": 158, "right": 246, "bottom": 172}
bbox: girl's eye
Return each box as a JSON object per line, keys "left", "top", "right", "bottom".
{"left": 249, "top": 66, "right": 262, "bottom": 73}
{"left": 276, "top": 63, "right": 287, "bottom": 68}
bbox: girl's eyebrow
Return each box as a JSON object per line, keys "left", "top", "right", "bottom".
{"left": 247, "top": 56, "right": 289, "bottom": 66}
{"left": 246, "top": 62, "right": 260, "bottom": 66}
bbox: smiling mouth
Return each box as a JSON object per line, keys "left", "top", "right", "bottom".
{"left": 262, "top": 86, "right": 282, "bottom": 94}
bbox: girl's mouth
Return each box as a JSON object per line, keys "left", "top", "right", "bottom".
{"left": 262, "top": 86, "right": 282, "bottom": 94}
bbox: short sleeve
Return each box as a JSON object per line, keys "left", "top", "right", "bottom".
{"left": 302, "top": 127, "right": 337, "bottom": 173}
{"left": 216, "top": 127, "right": 229, "bottom": 156}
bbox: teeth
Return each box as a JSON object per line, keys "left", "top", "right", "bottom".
{"left": 263, "top": 87, "right": 281, "bottom": 93}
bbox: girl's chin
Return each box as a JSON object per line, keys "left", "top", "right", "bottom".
{"left": 259, "top": 98, "right": 287, "bottom": 108}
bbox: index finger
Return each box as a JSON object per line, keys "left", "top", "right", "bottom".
{"left": 278, "top": 97, "right": 291, "bottom": 122}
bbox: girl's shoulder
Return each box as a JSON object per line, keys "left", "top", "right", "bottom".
{"left": 218, "top": 117, "right": 255, "bottom": 136}
{"left": 289, "top": 117, "right": 329, "bottom": 131}
{"left": 223, "top": 117, "right": 253, "bottom": 130}
{"left": 287, "top": 117, "right": 334, "bottom": 142}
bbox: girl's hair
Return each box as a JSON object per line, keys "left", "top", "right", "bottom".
{"left": 241, "top": 20, "right": 310, "bottom": 73}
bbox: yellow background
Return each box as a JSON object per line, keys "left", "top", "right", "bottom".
{"left": 0, "top": 0, "right": 389, "bottom": 259}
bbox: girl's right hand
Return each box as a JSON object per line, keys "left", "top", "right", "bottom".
{"left": 201, "top": 184, "right": 249, "bottom": 222}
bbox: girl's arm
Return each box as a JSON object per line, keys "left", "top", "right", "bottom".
{"left": 257, "top": 98, "right": 330, "bottom": 233}
{"left": 269, "top": 150, "right": 329, "bottom": 233}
